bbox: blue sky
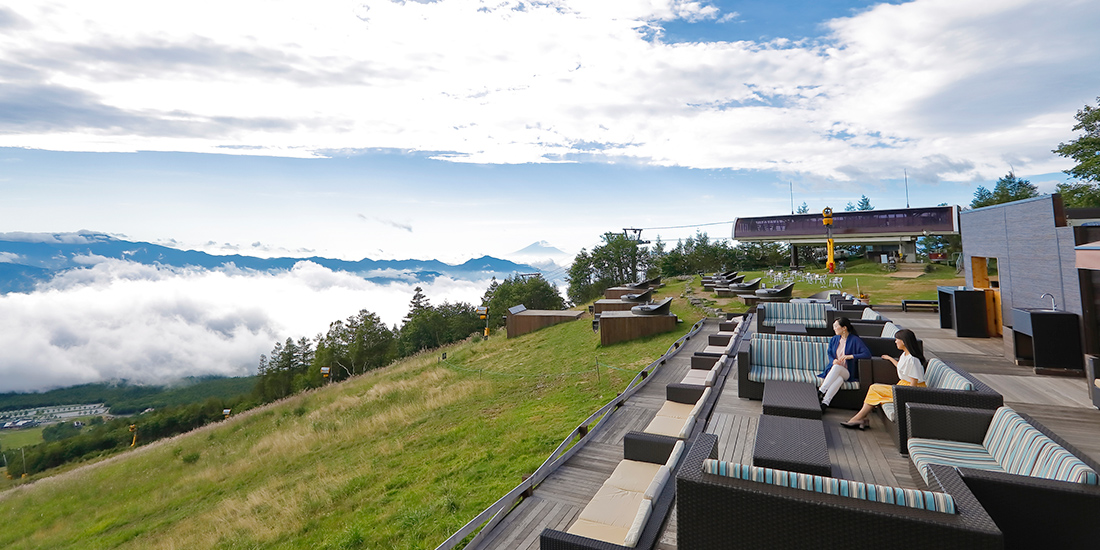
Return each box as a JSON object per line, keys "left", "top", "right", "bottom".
{"left": 1, "top": 0, "right": 1099, "bottom": 263}
{"left": 2, "top": 0, "right": 1100, "bottom": 391}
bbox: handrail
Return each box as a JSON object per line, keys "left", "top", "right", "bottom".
{"left": 434, "top": 317, "right": 708, "bottom": 550}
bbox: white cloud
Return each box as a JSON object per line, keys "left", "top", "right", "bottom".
{"left": 0, "top": 0, "right": 1095, "bottom": 182}
{"left": 0, "top": 258, "right": 492, "bottom": 392}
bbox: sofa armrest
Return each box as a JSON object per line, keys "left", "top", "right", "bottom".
{"left": 667, "top": 383, "right": 705, "bottom": 404}
{"left": 893, "top": 386, "right": 1003, "bottom": 454}
{"left": 857, "top": 357, "right": 900, "bottom": 386}
{"left": 539, "top": 528, "right": 626, "bottom": 550}
{"left": 624, "top": 431, "right": 678, "bottom": 464}
{"left": 906, "top": 403, "right": 993, "bottom": 444}
{"left": 955, "top": 466, "right": 1100, "bottom": 549}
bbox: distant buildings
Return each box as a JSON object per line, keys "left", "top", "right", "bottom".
{"left": 0, "top": 403, "right": 109, "bottom": 428}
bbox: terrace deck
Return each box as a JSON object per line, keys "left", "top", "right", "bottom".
{"left": 465, "top": 310, "right": 1100, "bottom": 550}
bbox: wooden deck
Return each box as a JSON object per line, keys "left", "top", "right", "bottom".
{"left": 466, "top": 310, "right": 1100, "bottom": 550}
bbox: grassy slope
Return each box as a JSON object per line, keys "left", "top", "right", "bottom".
{"left": 0, "top": 281, "right": 702, "bottom": 550}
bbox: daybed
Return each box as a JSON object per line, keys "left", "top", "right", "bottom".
{"left": 715, "top": 277, "right": 761, "bottom": 296}
{"left": 676, "top": 433, "right": 1003, "bottom": 549}
{"left": 906, "top": 403, "right": 1100, "bottom": 548}
{"left": 754, "top": 282, "right": 794, "bottom": 301}
{"left": 541, "top": 433, "right": 685, "bottom": 550}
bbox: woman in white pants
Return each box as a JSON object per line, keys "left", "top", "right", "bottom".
{"left": 818, "top": 317, "right": 871, "bottom": 411}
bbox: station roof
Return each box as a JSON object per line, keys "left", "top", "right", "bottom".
{"left": 733, "top": 205, "right": 959, "bottom": 245}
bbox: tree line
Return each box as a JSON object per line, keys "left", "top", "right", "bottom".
{"left": 252, "top": 274, "right": 564, "bottom": 402}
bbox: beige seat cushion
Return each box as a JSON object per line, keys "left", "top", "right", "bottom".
{"left": 575, "top": 485, "right": 646, "bottom": 528}
{"left": 655, "top": 400, "right": 695, "bottom": 420}
{"left": 702, "top": 345, "right": 727, "bottom": 355}
{"left": 644, "top": 415, "right": 689, "bottom": 438}
{"left": 605, "top": 460, "right": 663, "bottom": 493}
{"left": 681, "top": 370, "right": 711, "bottom": 386}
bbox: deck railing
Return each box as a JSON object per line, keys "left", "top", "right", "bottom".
{"left": 434, "top": 317, "right": 710, "bottom": 550}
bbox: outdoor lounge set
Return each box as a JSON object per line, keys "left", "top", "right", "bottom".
{"left": 906, "top": 403, "right": 1100, "bottom": 548}
{"left": 676, "top": 433, "right": 1004, "bottom": 549}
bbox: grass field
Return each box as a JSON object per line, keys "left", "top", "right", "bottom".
{"left": 690, "top": 261, "right": 962, "bottom": 315}
{"left": 0, "top": 280, "right": 703, "bottom": 550}
{"left": 0, "top": 426, "right": 45, "bottom": 452}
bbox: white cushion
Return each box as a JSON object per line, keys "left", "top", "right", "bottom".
{"left": 862, "top": 308, "right": 879, "bottom": 320}
{"left": 623, "top": 499, "right": 653, "bottom": 548}
{"left": 880, "top": 322, "right": 899, "bottom": 338}
{"left": 666, "top": 440, "right": 685, "bottom": 469}
{"left": 644, "top": 465, "right": 671, "bottom": 501}
{"left": 678, "top": 415, "right": 696, "bottom": 439}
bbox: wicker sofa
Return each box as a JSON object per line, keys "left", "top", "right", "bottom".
{"left": 754, "top": 302, "right": 835, "bottom": 336}
{"left": 858, "top": 357, "right": 1002, "bottom": 454}
{"left": 541, "top": 433, "right": 685, "bottom": 550}
{"left": 676, "top": 433, "right": 1003, "bottom": 549}
{"left": 906, "top": 403, "right": 1100, "bottom": 548}
{"left": 737, "top": 333, "right": 867, "bottom": 409}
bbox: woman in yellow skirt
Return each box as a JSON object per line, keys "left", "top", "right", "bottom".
{"left": 841, "top": 328, "right": 925, "bottom": 430}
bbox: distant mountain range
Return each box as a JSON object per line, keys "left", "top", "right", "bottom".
{"left": 0, "top": 232, "right": 541, "bottom": 293}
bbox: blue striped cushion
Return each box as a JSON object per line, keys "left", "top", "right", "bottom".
{"left": 1031, "top": 444, "right": 1099, "bottom": 485}
{"left": 747, "top": 365, "right": 821, "bottom": 384}
{"left": 750, "top": 338, "right": 829, "bottom": 370}
{"left": 907, "top": 438, "right": 1004, "bottom": 484}
{"left": 702, "top": 459, "right": 956, "bottom": 514}
{"left": 983, "top": 407, "right": 1039, "bottom": 470}
{"left": 924, "top": 359, "right": 973, "bottom": 391}
{"left": 753, "top": 333, "right": 831, "bottom": 344}
{"left": 761, "top": 303, "right": 830, "bottom": 328}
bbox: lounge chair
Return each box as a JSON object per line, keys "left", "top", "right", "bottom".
{"left": 754, "top": 282, "right": 794, "bottom": 301}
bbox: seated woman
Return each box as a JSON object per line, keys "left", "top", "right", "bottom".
{"left": 818, "top": 317, "right": 871, "bottom": 411}
{"left": 841, "top": 328, "right": 926, "bottom": 430}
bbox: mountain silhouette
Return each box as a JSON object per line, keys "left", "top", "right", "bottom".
{"left": 0, "top": 233, "right": 539, "bottom": 293}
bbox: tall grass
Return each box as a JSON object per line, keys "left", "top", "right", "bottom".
{"left": 0, "top": 281, "right": 703, "bottom": 550}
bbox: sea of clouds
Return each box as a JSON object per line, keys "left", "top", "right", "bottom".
{"left": 0, "top": 257, "right": 492, "bottom": 393}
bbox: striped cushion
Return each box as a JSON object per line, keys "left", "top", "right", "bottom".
{"left": 881, "top": 402, "right": 896, "bottom": 422}
{"left": 862, "top": 308, "right": 883, "bottom": 320}
{"left": 983, "top": 408, "right": 1042, "bottom": 471}
{"left": 703, "top": 459, "right": 956, "bottom": 514}
{"left": 908, "top": 438, "right": 1004, "bottom": 484}
{"left": 924, "top": 359, "right": 974, "bottom": 391}
{"left": 753, "top": 333, "right": 831, "bottom": 344}
{"left": 748, "top": 366, "right": 859, "bottom": 389}
{"left": 750, "top": 338, "right": 829, "bottom": 370}
{"left": 761, "top": 303, "right": 830, "bottom": 328}
{"left": 1030, "top": 442, "right": 1099, "bottom": 485}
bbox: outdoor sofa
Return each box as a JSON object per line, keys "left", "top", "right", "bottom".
{"left": 643, "top": 384, "right": 712, "bottom": 439}
{"left": 541, "top": 433, "right": 685, "bottom": 550}
{"left": 754, "top": 302, "right": 835, "bottom": 336}
{"left": 857, "top": 357, "right": 1002, "bottom": 454}
{"left": 906, "top": 403, "right": 1100, "bottom": 548}
{"left": 736, "top": 332, "right": 867, "bottom": 409}
{"left": 676, "top": 433, "right": 1003, "bottom": 549}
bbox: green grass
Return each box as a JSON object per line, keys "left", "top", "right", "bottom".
{"left": 0, "top": 426, "right": 46, "bottom": 451}
{"left": 691, "top": 261, "right": 963, "bottom": 314}
{"left": 0, "top": 280, "right": 704, "bottom": 550}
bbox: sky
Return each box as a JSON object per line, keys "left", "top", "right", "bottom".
{"left": 1, "top": 0, "right": 1098, "bottom": 391}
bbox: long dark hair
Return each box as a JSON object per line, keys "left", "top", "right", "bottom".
{"left": 836, "top": 316, "right": 858, "bottom": 337}
{"left": 895, "top": 328, "right": 925, "bottom": 365}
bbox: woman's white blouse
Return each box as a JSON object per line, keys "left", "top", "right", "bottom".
{"left": 897, "top": 352, "right": 925, "bottom": 382}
